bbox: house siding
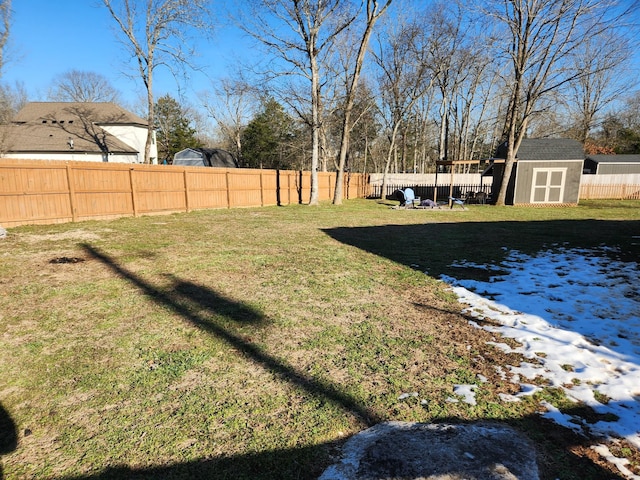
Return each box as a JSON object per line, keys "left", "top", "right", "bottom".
{"left": 101, "top": 125, "right": 157, "bottom": 164}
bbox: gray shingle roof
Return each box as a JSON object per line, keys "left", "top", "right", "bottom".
{"left": 585, "top": 154, "right": 640, "bottom": 164}
{"left": 495, "top": 138, "right": 584, "bottom": 161}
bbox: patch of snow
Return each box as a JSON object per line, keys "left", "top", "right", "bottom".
{"left": 453, "top": 384, "right": 478, "bottom": 406}
{"left": 398, "top": 392, "right": 419, "bottom": 400}
{"left": 591, "top": 444, "right": 640, "bottom": 480}
{"left": 441, "top": 247, "right": 640, "bottom": 451}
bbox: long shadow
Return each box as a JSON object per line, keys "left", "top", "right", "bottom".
{"left": 323, "top": 219, "right": 640, "bottom": 355}
{"left": 81, "top": 244, "right": 381, "bottom": 428}
{"left": 30, "top": 242, "right": 628, "bottom": 479}
{"left": 60, "top": 409, "right": 630, "bottom": 479}
{"left": 323, "top": 219, "right": 640, "bottom": 281}
{"left": 0, "top": 403, "right": 17, "bottom": 480}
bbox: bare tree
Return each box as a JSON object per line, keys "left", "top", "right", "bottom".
{"left": 0, "top": 0, "right": 10, "bottom": 77}
{"left": 565, "top": 30, "right": 634, "bottom": 144}
{"left": 200, "top": 76, "right": 259, "bottom": 163}
{"left": 241, "top": 0, "right": 357, "bottom": 205}
{"left": 47, "top": 70, "right": 122, "bottom": 103}
{"left": 0, "top": 80, "right": 25, "bottom": 121}
{"left": 332, "top": 0, "right": 392, "bottom": 205}
{"left": 477, "top": 0, "right": 635, "bottom": 206}
{"left": 102, "top": 0, "right": 212, "bottom": 164}
{"left": 0, "top": 81, "right": 26, "bottom": 155}
{"left": 371, "top": 11, "right": 434, "bottom": 199}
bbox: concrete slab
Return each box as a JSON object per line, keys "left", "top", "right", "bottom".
{"left": 319, "top": 421, "right": 539, "bottom": 480}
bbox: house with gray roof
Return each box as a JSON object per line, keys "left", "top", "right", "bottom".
{"left": 1, "top": 102, "right": 158, "bottom": 164}
{"left": 584, "top": 154, "right": 640, "bottom": 175}
{"left": 486, "top": 138, "right": 584, "bottom": 205}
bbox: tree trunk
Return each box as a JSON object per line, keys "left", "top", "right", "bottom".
{"left": 309, "top": 53, "right": 321, "bottom": 205}
{"left": 333, "top": 0, "right": 391, "bottom": 205}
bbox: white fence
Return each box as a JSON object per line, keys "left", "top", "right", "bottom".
{"left": 580, "top": 174, "right": 640, "bottom": 200}
{"left": 369, "top": 172, "right": 640, "bottom": 200}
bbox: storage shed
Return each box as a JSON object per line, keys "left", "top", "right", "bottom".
{"left": 583, "top": 154, "right": 640, "bottom": 175}
{"left": 173, "top": 148, "right": 238, "bottom": 168}
{"left": 486, "top": 138, "right": 584, "bottom": 206}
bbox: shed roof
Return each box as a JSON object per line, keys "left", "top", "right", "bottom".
{"left": 585, "top": 154, "right": 640, "bottom": 164}
{"left": 495, "top": 138, "right": 584, "bottom": 161}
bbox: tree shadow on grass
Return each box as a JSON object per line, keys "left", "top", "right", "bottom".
{"left": 82, "top": 244, "right": 380, "bottom": 427}
{"left": 323, "top": 219, "right": 640, "bottom": 281}
{"left": 60, "top": 243, "right": 633, "bottom": 479}
{"left": 0, "top": 403, "right": 17, "bottom": 480}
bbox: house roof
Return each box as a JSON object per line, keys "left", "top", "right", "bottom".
{"left": 585, "top": 154, "right": 640, "bottom": 164}
{"left": 495, "top": 138, "right": 584, "bottom": 161}
{"left": 0, "top": 122, "right": 137, "bottom": 154}
{"left": 13, "top": 102, "right": 148, "bottom": 126}
{"left": 2, "top": 102, "right": 145, "bottom": 155}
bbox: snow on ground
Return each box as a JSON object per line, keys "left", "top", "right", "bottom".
{"left": 440, "top": 246, "right": 640, "bottom": 456}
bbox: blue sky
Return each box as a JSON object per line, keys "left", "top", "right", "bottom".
{"left": 4, "top": 0, "right": 640, "bottom": 115}
{"left": 3, "top": 0, "right": 252, "bottom": 108}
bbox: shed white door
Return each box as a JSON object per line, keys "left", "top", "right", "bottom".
{"left": 531, "top": 168, "right": 566, "bottom": 203}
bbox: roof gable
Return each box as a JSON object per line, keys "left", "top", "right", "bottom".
{"left": 495, "top": 138, "right": 584, "bottom": 161}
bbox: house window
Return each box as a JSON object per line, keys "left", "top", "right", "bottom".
{"left": 531, "top": 168, "right": 566, "bottom": 203}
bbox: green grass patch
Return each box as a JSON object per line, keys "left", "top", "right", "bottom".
{"left": 1, "top": 199, "right": 638, "bottom": 479}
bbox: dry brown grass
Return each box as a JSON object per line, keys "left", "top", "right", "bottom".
{"left": 0, "top": 199, "right": 639, "bottom": 479}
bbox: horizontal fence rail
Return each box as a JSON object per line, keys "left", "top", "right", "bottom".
{"left": 0, "top": 159, "right": 370, "bottom": 227}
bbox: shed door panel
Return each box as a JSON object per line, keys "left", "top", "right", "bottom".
{"left": 531, "top": 168, "right": 566, "bottom": 203}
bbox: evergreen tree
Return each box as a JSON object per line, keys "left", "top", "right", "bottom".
{"left": 241, "top": 98, "right": 298, "bottom": 169}
{"left": 155, "top": 94, "right": 202, "bottom": 163}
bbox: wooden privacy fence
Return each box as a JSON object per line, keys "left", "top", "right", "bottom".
{"left": 0, "top": 159, "right": 370, "bottom": 227}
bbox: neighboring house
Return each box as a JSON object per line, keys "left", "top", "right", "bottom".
{"left": 584, "top": 154, "right": 640, "bottom": 175}
{"left": 173, "top": 148, "right": 238, "bottom": 168}
{"left": 0, "top": 102, "right": 158, "bottom": 164}
{"left": 485, "top": 138, "right": 584, "bottom": 206}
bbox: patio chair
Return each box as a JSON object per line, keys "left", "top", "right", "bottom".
{"left": 392, "top": 188, "right": 417, "bottom": 208}
{"left": 449, "top": 196, "right": 468, "bottom": 210}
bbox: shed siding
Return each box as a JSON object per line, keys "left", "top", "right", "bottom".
{"left": 514, "top": 160, "right": 582, "bottom": 204}
{"left": 597, "top": 163, "right": 640, "bottom": 175}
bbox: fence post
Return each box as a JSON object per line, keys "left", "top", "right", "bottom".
{"left": 259, "top": 170, "right": 265, "bottom": 206}
{"left": 183, "top": 168, "right": 191, "bottom": 213}
{"left": 65, "top": 164, "right": 77, "bottom": 222}
{"left": 129, "top": 167, "right": 139, "bottom": 217}
{"left": 225, "top": 170, "right": 231, "bottom": 208}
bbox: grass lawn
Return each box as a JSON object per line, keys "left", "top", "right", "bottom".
{"left": 1, "top": 198, "right": 639, "bottom": 479}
